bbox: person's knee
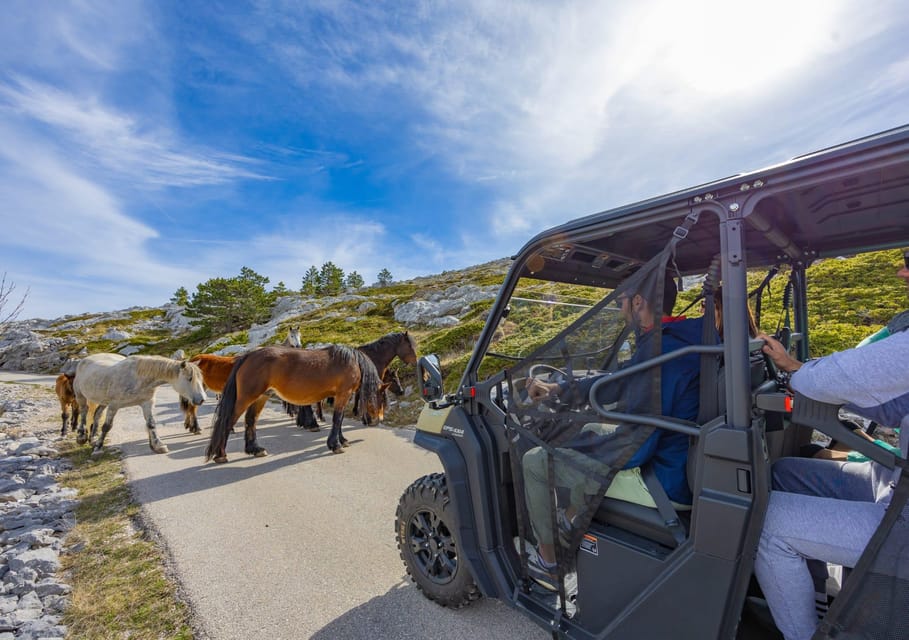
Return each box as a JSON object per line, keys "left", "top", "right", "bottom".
{"left": 771, "top": 457, "right": 806, "bottom": 490}
{"left": 522, "top": 446, "right": 548, "bottom": 483}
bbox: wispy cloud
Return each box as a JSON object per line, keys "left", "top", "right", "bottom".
{"left": 0, "top": 78, "right": 269, "bottom": 188}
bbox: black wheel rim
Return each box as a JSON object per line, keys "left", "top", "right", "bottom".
{"left": 408, "top": 508, "right": 458, "bottom": 585}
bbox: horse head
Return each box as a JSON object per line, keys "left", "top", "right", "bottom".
{"left": 382, "top": 369, "right": 404, "bottom": 396}
{"left": 362, "top": 383, "right": 390, "bottom": 425}
{"left": 285, "top": 326, "right": 302, "bottom": 348}
{"left": 396, "top": 331, "right": 418, "bottom": 365}
{"left": 177, "top": 361, "right": 206, "bottom": 406}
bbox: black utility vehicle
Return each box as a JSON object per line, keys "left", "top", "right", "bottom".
{"left": 396, "top": 125, "right": 909, "bottom": 639}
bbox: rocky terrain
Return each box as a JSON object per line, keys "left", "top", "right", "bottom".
{"left": 0, "top": 382, "right": 75, "bottom": 640}
{"left": 0, "top": 260, "right": 510, "bottom": 375}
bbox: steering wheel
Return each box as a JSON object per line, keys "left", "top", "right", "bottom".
{"left": 528, "top": 363, "right": 567, "bottom": 380}
{"left": 524, "top": 364, "right": 569, "bottom": 409}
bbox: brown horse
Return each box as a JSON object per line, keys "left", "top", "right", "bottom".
{"left": 55, "top": 373, "right": 80, "bottom": 436}
{"left": 353, "top": 331, "right": 417, "bottom": 420}
{"left": 180, "top": 353, "right": 262, "bottom": 434}
{"left": 204, "top": 344, "right": 384, "bottom": 463}
{"left": 293, "top": 331, "right": 418, "bottom": 429}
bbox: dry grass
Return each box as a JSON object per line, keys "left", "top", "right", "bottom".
{"left": 57, "top": 441, "right": 194, "bottom": 640}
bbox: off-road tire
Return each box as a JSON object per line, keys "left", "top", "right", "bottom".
{"left": 395, "top": 472, "right": 481, "bottom": 608}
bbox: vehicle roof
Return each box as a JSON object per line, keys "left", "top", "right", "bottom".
{"left": 517, "top": 125, "right": 909, "bottom": 287}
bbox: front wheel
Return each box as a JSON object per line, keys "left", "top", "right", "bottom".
{"left": 395, "top": 473, "right": 481, "bottom": 608}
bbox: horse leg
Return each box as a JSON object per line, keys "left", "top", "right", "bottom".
{"left": 91, "top": 407, "right": 119, "bottom": 456}
{"left": 241, "top": 397, "right": 268, "bottom": 456}
{"left": 182, "top": 397, "right": 201, "bottom": 434}
{"left": 60, "top": 402, "right": 69, "bottom": 437}
{"left": 296, "top": 404, "right": 320, "bottom": 431}
{"left": 243, "top": 396, "right": 268, "bottom": 457}
{"left": 138, "top": 401, "right": 168, "bottom": 454}
{"left": 315, "top": 401, "right": 324, "bottom": 422}
{"left": 89, "top": 404, "right": 105, "bottom": 443}
{"left": 75, "top": 393, "right": 89, "bottom": 444}
{"left": 326, "top": 392, "right": 352, "bottom": 453}
{"left": 71, "top": 402, "right": 80, "bottom": 436}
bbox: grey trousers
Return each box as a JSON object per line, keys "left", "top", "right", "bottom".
{"left": 754, "top": 457, "right": 885, "bottom": 640}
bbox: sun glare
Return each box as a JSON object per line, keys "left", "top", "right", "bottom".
{"left": 647, "top": 0, "right": 841, "bottom": 95}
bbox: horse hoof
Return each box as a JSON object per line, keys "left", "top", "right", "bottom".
{"left": 341, "top": 441, "right": 350, "bottom": 448}
{"left": 76, "top": 436, "right": 87, "bottom": 445}
{"left": 306, "top": 427, "right": 320, "bottom": 432}
{"left": 191, "top": 428, "right": 201, "bottom": 435}
{"left": 90, "top": 448, "right": 104, "bottom": 457}
{"left": 254, "top": 449, "right": 268, "bottom": 458}
{"left": 213, "top": 456, "right": 228, "bottom": 464}
{"left": 331, "top": 446, "right": 345, "bottom": 454}
{"left": 153, "top": 445, "right": 169, "bottom": 454}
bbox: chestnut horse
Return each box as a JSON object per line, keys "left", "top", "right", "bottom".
{"left": 204, "top": 344, "right": 384, "bottom": 463}
{"left": 180, "top": 353, "right": 250, "bottom": 434}
{"left": 293, "top": 331, "right": 418, "bottom": 429}
{"left": 55, "top": 373, "right": 80, "bottom": 436}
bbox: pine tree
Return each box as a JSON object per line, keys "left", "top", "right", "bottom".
{"left": 376, "top": 268, "right": 393, "bottom": 287}
{"left": 170, "top": 286, "right": 189, "bottom": 306}
{"left": 345, "top": 271, "right": 364, "bottom": 290}
{"left": 318, "top": 261, "right": 345, "bottom": 295}
{"left": 184, "top": 266, "right": 275, "bottom": 333}
{"left": 301, "top": 266, "right": 320, "bottom": 295}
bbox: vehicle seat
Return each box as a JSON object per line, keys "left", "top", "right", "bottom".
{"left": 594, "top": 497, "right": 691, "bottom": 548}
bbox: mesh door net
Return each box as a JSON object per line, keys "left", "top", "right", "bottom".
{"left": 814, "top": 468, "right": 909, "bottom": 639}
{"left": 505, "top": 243, "right": 704, "bottom": 600}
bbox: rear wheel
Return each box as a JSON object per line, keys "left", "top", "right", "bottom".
{"left": 395, "top": 472, "right": 481, "bottom": 608}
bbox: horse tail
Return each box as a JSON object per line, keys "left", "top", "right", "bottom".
{"left": 353, "top": 349, "right": 381, "bottom": 419}
{"left": 205, "top": 352, "right": 250, "bottom": 461}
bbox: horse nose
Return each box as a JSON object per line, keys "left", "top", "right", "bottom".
{"left": 193, "top": 394, "right": 204, "bottom": 406}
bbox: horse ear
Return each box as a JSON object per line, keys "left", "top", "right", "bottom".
{"left": 180, "top": 360, "right": 187, "bottom": 369}
{"left": 379, "top": 382, "right": 391, "bottom": 392}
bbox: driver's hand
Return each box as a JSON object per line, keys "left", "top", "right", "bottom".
{"left": 758, "top": 332, "right": 803, "bottom": 373}
{"left": 526, "top": 378, "right": 559, "bottom": 402}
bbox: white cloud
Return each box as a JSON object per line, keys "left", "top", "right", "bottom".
{"left": 0, "top": 78, "right": 269, "bottom": 188}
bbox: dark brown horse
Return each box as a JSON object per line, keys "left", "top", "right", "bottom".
{"left": 354, "top": 331, "right": 417, "bottom": 420}
{"left": 204, "top": 344, "right": 384, "bottom": 463}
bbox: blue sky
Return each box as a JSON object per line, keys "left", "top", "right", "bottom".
{"left": 2, "top": 1, "right": 908, "bottom": 321}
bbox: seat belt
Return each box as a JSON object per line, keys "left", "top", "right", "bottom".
{"left": 641, "top": 465, "right": 687, "bottom": 547}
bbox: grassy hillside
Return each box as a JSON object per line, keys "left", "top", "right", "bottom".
{"left": 23, "top": 249, "right": 909, "bottom": 426}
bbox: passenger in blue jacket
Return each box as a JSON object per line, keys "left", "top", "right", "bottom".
{"left": 521, "top": 275, "right": 703, "bottom": 590}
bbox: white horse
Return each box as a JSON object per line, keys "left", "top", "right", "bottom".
{"left": 282, "top": 326, "right": 302, "bottom": 348}
{"left": 74, "top": 353, "right": 206, "bottom": 455}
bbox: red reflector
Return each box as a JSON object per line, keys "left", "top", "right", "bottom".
{"left": 469, "top": 387, "right": 476, "bottom": 397}
{"left": 785, "top": 395, "right": 793, "bottom": 412}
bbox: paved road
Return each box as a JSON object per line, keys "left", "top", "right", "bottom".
{"left": 2, "top": 372, "right": 547, "bottom": 640}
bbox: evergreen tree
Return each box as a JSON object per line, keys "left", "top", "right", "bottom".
{"left": 318, "top": 261, "right": 345, "bottom": 295}
{"left": 376, "top": 268, "right": 393, "bottom": 287}
{"left": 170, "top": 286, "right": 189, "bottom": 306}
{"left": 345, "top": 271, "right": 364, "bottom": 290}
{"left": 301, "top": 266, "right": 320, "bottom": 295}
{"left": 273, "top": 281, "right": 289, "bottom": 296}
{"left": 184, "top": 266, "right": 275, "bottom": 333}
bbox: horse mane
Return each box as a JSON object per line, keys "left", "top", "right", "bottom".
{"left": 132, "top": 355, "right": 184, "bottom": 381}
{"left": 325, "top": 344, "right": 358, "bottom": 365}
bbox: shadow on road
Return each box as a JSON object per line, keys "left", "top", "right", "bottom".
{"left": 310, "top": 581, "right": 548, "bottom": 640}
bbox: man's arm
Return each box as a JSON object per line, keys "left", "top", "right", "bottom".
{"left": 762, "top": 331, "right": 909, "bottom": 409}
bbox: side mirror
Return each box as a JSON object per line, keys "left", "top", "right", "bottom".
{"left": 417, "top": 354, "right": 444, "bottom": 402}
